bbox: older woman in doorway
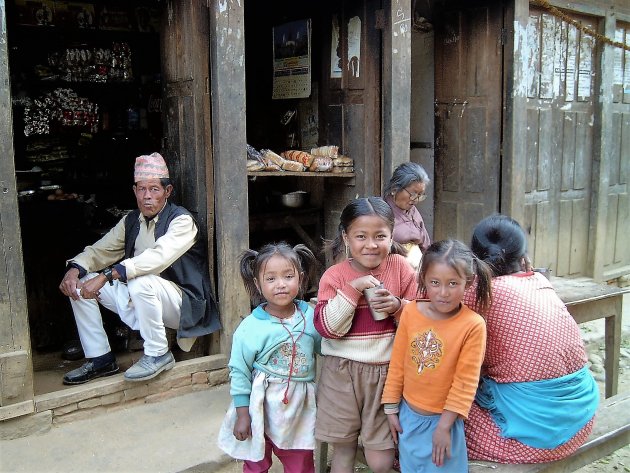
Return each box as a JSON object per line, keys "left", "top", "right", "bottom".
{"left": 383, "top": 162, "right": 431, "bottom": 270}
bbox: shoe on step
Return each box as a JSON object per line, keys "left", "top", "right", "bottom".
{"left": 124, "top": 351, "right": 175, "bottom": 382}
{"left": 63, "top": 353, "right": 119, "bottom": 385}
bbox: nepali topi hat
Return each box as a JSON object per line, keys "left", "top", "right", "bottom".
{"left": 134, "top": 152, "right": 170, "bottom": 181}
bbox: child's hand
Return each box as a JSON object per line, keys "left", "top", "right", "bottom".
{"left": 349, "top": 275, "right": 381, "bottom": 293}
{"left": 432, "top": 424, "right": 452, "bottom": 466}
{"left": 367, "top": 287, "right": 401, "bottom": 314}
{"left": 233, "top": 407, "right": 252, "bottom": 441}
{"left": 386, "top": 413, "right": 403, "bottom": 445}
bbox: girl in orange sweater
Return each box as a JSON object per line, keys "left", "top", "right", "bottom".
{"left": 382, "top": 239, "right": 492, "bottom": 472}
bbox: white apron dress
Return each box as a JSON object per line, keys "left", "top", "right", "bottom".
{"left": 217, "top": 369, "right": 317, "bottom": 461}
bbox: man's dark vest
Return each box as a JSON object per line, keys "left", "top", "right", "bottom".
{"left": 124, "top": 202, "right": 221, "bottom": 338}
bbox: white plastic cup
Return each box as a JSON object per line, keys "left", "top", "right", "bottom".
{"left": 364, "top": 283, "right": 389, "bottom": 320}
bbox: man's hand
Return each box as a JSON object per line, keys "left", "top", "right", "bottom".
{"left": 79, "top": 275, "right": 107, "bottom": 300}
{"left": 59, "top": 268, "right": 81, "bottom": 300}
{"left": 233, "top": 407, "right": 252, "bottom": 441}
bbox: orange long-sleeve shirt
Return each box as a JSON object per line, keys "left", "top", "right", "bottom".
{"left": 381, "top": 301, "right": 486, "bottom": 418}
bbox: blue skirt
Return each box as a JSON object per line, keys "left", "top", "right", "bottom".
{"left": 398, "top": 400, "right": 468, "bottom": 473}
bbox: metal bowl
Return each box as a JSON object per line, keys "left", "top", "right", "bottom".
{"left": 281, "top": 191, "right": 309, "bottom": 208}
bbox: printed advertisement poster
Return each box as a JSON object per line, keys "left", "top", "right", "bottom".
{"left": 273, "top": 19, "right": 311, "bottom": 99}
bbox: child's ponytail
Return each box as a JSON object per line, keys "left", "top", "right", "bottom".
{"left": 293, "top": 243, "right": 320, "bottom": 299}
{"left": 239, "top": 249, "right": 262, "bottom": 306}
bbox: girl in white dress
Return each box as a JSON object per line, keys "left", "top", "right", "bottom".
{"left": 218, "top": 242, "right": 321, "bottom": 473}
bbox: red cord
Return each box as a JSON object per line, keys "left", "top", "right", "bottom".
{"left": 280, "top": 306, "right": 306, "bottom": 405}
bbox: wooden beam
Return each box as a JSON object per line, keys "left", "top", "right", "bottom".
{"left": 0, "top": 0, "right": 35, "bottom": 416}
{"left": 500, "top": 0, "right": 529, "bottom": 224}
{"left": 208, "top": 0, "right": 251, "bottom": 355}
{"left": 382, "top": 0, "right": 412, "bottom": 185}
{"left": 590, "top": 6, "right": 617, "bottom": 282}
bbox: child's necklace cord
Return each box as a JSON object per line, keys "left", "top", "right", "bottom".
{"left": 279, "top": 307, "right": 306, "bottom": 405}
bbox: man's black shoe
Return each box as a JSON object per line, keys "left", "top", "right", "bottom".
{"left": 63, "top": 354, "right": 119, "bottom": 385}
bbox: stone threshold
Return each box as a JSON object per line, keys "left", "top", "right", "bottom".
{"left": 1, "top": 354, "right": 228, "bottom": 440}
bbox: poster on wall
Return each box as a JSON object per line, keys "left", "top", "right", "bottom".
{"left": 272, "top": 19, "right": 312, "bottom": 99}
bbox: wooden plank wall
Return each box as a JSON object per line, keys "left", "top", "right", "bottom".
{"left": 0, "top": 0, "right": 34, "bottom": 419}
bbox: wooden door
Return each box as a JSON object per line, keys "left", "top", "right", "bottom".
{"left": 161, "top": 1, "right": 216, "bottom": 352}
{"left": 320, "top": 0, "right": 382, "bottom": 200}
{"left": 0, "top": 0, "right": 35, "bottom": 421}
{"left": 522, "top": 9, "right": 597, "bottom": 277}
{"left": 433, "top": 0, "right": 503, "bottom": 242}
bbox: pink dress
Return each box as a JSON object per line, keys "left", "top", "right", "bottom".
{"left": 463, "top": 272, "right": 594, "bottom": 463}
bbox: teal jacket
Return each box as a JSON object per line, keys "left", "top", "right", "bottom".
{"left": 228, "top": 300, "right": 321, "bottom": 407}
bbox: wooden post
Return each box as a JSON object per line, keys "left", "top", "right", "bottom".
{"left": 0, "top": 0, "right": 35, "bottom": 420}
{"left": 590, "top": 7, "right": 616, "bottom": 282}
{"left": 208, "top": 0, "right": 250, "bottom": 355}
{"left": 382, "top": 0, "right": 412, "bottom": 188}
{"left": 500, "top": 0, "right": 528, "bottom": 224}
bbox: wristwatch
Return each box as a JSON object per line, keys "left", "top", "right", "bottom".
{"left": 102, "top": 266, "right": 114, "bottom": 286}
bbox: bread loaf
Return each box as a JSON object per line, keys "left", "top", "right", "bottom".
{"left": 281, "top": 150, "right": 315, "bottom": 167}
{"left": 310, "top": 145, "right": 339, "bottom": 158}
{"left": 281, "top": 160, "right": 306, "bottom": 172}
{"left": 332, "top": 166, "right": 354, "bottom": 173}
{"left": 332, "top": 155, "right": 353, "bottom": 167}
{"left": 261, "top": 157, "right": 281, "bottom": 171}
{"left": 309, "top": 156, "right": 334, "bottom": 172}
{"left": 261, "top": 149, "right": 286, "bottom": 167}
{"left": 247, "top": 159, "right": 265, "bottom": 172}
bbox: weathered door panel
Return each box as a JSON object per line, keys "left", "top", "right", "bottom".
{"left": 434, "top": 1, "right": 503, "bottom": 242}
{"left": 604, "top": 22, "right": 630, "bottom": 279}
{"left": 320, "top": 0, "right": 381, "bottom": 198}
{"left": 523, "top": 9, "right": 596, "bottom": 277}
{"left": 0, "top": 1, "right": 35, "bottom": 420}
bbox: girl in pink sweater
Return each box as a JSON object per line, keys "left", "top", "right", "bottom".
{"left": 314, "top": 197, "right": 418, "bottom": 473}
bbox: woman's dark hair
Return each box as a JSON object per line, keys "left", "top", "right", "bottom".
{"left": 239, "top": 242, "right": 318, "bottom": 306}
{"left": 419, "top": 239, "right": 493, "bottom": 312}
{"left": 324, "top": 197, "right": 407, "bottom": 261}
{"left": 383, "top": 162, "right": 430, "bottom": 196}
{"left": 471, "top": 214, "right": 527, "bottom": 277}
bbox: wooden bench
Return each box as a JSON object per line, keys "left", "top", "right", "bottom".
{"left": 551, "top": 277, "right": 629, "bottom": 398}
{"left": 468, "top": 390, "right": 630, "bottom": 473}
{"left": 319, "top": 391, "right": 630, "bottom": 473}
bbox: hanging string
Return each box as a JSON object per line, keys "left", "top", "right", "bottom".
{"left": 279, "top": 306, "right": 306, "bottom": 405}
{"left": 531, "top": 0, "right": 630, "bottom": 52}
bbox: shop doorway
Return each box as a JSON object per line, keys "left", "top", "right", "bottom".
{"left": 5, "top": 1, "right": 168, "bottom": 395}
{"left": 243, "top": 0, "right": 383, "bottom": 271}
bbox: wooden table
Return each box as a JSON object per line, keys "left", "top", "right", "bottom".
{"left": 551, "top": 277, "right": 629, "bottom": 398}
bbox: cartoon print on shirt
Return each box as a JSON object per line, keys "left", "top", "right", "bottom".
{"left": 270, "top": 342, "right": 309, "bottom": 376}
{"left": 411, "top": 329, "right": 443, "bottom": 374}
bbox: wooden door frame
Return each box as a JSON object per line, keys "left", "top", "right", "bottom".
{"left": 0, "top": 0, "right": 35, "bottom": 421}
{"left": 382, "top": 0, "right": 412, "bottom": 186}
{"left": 208, "top": 0, "right": 250, "bottom": 356}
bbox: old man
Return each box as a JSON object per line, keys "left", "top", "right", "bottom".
{"left": 59, "top": 152, "right": 221, "bottom": 384}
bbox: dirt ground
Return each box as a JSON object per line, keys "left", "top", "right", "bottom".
{"left": 212, "top": 318, "right": 630, "bottom": 473}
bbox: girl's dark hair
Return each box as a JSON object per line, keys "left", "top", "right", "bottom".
{"left": 419, "top": 239, "right": 493, "bottom": 312}
{"left": 239, "top": 242, "right": 318, "bottom": 306}
{"left": 324, "top": 196, "right": 407, "bottom": 261}
{"left": 471, "top": 214, "right": 527, "bottom": 277}
{"left": 383, "top": 162, "right": 430, "bottom": 196}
